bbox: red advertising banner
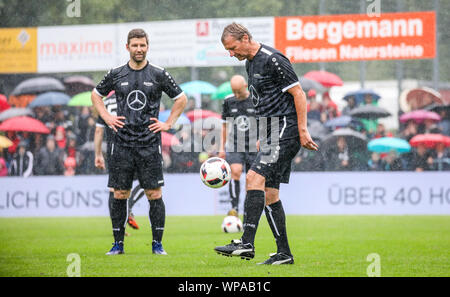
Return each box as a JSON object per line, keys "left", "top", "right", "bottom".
{"left": 275, "top": 11, "right": 436, "bottom": 63}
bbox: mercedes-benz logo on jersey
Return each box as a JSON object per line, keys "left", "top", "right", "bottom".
{"left": 249, "top": 85, "right": 260, "bottom": 107}
{"left": 126, "top": 90, "right": 147, "bottom": 111}
{"left": 235, "top": 115, "right": 250, "bottom": 132}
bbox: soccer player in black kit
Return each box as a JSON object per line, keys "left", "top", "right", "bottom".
{"left": 215, "top": 23, "right": 318, "bottom": 265}
{"left": 94, "top": 93, "right": 144, "bottom": 232}
{"left": 91, "top": 28, "right": 187, "bottom": 255}
{"left": 219, "top": 75, "right": 257, "bottom": 216}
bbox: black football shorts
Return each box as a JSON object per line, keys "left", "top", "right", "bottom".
{"left": 250, "top": 137, "right": 300, "bottom": 189}
{"left": 108, "top": 143, "right": 164, "bottom": 190}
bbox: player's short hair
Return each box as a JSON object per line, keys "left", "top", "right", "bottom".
{"left": 221, "top": 22, "right": 252, "bottom": 42}
{"left": 127, "top": 28, "right": 148, "bottom": 45}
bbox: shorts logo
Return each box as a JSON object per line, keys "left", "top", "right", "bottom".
{"left": 235, "top": 115, "right": 250, "bottom": 132}
{"left": 126, "top": 90, "right": 147, "bottom": 111}
{"left": 249, "top": 85, "right": 260, "bottom": 107}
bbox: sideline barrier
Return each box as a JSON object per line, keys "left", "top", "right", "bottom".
{"left": 0, "top": 172, "right": 449, "bottom": 217}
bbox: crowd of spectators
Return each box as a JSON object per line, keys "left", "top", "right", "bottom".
{"left": 291, "top": 90, "right": 450, "bottom": 172}
{"left": 0, "top": 87, "right": 449, "bottom": 178}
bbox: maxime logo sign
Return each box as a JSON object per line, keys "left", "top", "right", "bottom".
{"left": 275, "top": 11, "right": 435, "bottom": 63}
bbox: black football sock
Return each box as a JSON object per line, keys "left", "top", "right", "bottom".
{"left": 108, "top": 191, "right": 114, "bottom": 218}
{"left": 229, "top": 179, "right": 241, "bottom": 211}
{"left": 265, "top": 200, "right": 292, "bottom": 255}
{"left": 241, "top": 190, "right": 265, "bottom": 246}
{"left": 111, "top": 198, "right": 128, "bottom": 243}
{"left": 149, "top": 198, "right": 166, "bottom": 243}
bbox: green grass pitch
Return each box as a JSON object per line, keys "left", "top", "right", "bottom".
{"left": 0, "top": 216, "right": 449, "bottom": 277}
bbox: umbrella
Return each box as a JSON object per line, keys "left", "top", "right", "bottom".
{"left": 186, "top": 109, "right": 221, "bottom": 122}
{"left": 63, "top": 75, "right": 96, "bottom": 97}
{"left": 299, "top": 77, "right": 326, "bottom": 93}
{"left": 161, "top": 131, "right": 180, "bottom": 147}
{"left": 307, "top": 120, "right": 329, "bottom": 141}
{"left": 211, "top": 82, "right": 233, "bottom": 100}
{"left": 179, "top": 80, "right": 217, "bottom": 96}
{"left": 158, "top": 110, "right": 190, "bottom": 125}
{"left": 400, "top": 87, "right": 443, "bottom": 111}
{"left": 303, "top": 70, "right": 343, "bottom": 88}
{"left": 0, "top": 116, "right": 50, "bottom": 134}
{"left": 350, "top": 105, "right": 391, "bottom": 119}
{"left": 11, "top": 77, "right": 65, "bottom": 96}
{"left": 425, "top": 103, "right": 450, "bottom": 114}
{"left": 28, "top": 92, "right": 71, "bottom": 108}
{"left": 0, "top": 108, "right": 33, "bottom": 122}
{"left": 0, "top": 94, "right": 10, "bottom": 112}
{"left": 368, "top": 137, "right": 411, "bottom": 154}
{"left": 399, "top": 110, "right": 441, "bottom": 124}
{"left": 321, "top": 128, "right": 368, "bottom": 149}
{"left": 68, "top": 91, "right": 92, "bottom": 106}
{"left": 324, "top": 115, "right": 363, "bottom": 130}
{"left": 0, "top": 135, "right": 13, "bottom": 148}
{"left": 410, "top": 134, "right": 450, "bottom": 149}
{"left": 343, "top": 89, "right": 381, "bottom": 106}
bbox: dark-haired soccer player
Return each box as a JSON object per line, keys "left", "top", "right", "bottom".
{"left": 91, "top": 28, "right": 187, "bottom": 255}
{"left": 214, "top": 23, "right": 318, "bottom": 265}
{"left": 94, "top": 93, "right": 144, "bottom": 231}
{"left": 219, "top": 75, "right": 257, "bottom": 216}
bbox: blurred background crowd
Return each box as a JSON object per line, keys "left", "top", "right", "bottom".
{"left": 0, "top": 71, "right": 449, "bottom": 178}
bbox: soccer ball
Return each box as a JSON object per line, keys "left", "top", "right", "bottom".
{"left": 221, "top": 215, "right": 243, "bottom": 233}
{"left": 200, "top": 157, "right": 231, "bottom": 189}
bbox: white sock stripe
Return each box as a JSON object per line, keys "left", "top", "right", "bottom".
{"left": 123, "top": 201, "right": 129, "bottom": 228}
{"left": 266, "top": 205, "right": 280, "bottom": 237}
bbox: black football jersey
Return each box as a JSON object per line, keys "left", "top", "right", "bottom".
{"left": 94, "top": 61, "right": 183, "bottom": 148}
{"left": 96, "top": 94, "right": 117, "bottom": 144}
{"left": 246, "top": 44, "right": 300, "bottom": 143}
{"left": 221, "top": 94, "right": 257, "bottom": 152}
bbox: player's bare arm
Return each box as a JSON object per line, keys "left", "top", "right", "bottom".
{"left": 94, "top": 126, "right": 105, "bottom": 170}
{"left": 288, "top": 84, "right": 319, "bottom": 151}
{"left": 149, "top": 94, "right": 187, "bottom": 133}
{"left": 91, "top": 90, "right": 126, "bottom": 133}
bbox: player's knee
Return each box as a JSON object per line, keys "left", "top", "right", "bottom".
{"left": 145, "top": 188, "right": 162, "bottom": 200}
{"left": 246, "top": 170, "right": 265, "bottom": 190}
{"left": 114, "top": 189, "right": 130, "bottom": 199}
{"left": 264, "top": 187, "right": 279, "bottom": 205}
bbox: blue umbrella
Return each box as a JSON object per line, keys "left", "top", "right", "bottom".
{"left": 158, "top": 110, "right": 190, "bottom": 125}
{"left": 367, "top": 137, "right": 411, "bottom": 154}
{"left": 179, "top": 80, "right": 217, "bottom": 96}
{"left": 343, "top": 89, "right": 381, "bottom": 106}
{"left": 29, "top": 92, "right": 71, "bottom": 107}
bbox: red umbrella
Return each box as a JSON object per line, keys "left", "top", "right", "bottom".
{"left": 399, "top": 110, "right": 441, "bottom": 124}
{"left": 410, "top": 134, "right": 450, "bottom": 149}
{"left": 161, "top": 131, "right": 180, "bottom": 147}
{"left": 303, "top": 70, "right": 343, "bottom": 88}
{"left": 0, "top": 116, "right": 50, "bottom": 134}
{"left": 0, "top": 94, "right": 10, "bottom": 112}
{"left": 185, "top": 109, "right": 221, "bottom": 122}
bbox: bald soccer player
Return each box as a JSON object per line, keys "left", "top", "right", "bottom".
{"left": 219, "top": 75, "right": 257, "bottom": 216}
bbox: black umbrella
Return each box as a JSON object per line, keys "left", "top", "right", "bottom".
{"left": 299, "top": 76, "right": 326, "bottom": 93}
{"left": 425, "top": 103, "right": 450, "bottom": 114}
{"left": 349, "top": 105, "right": 391, "bottom": 119}
{"left": 11, "top": 77, "right": 65, "bottom": 96}
{"left": 63, "top": 75, "right": 96, "bottom": 97}
{"left": 321, "top": 128, "right": 368, "bottom": 150}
